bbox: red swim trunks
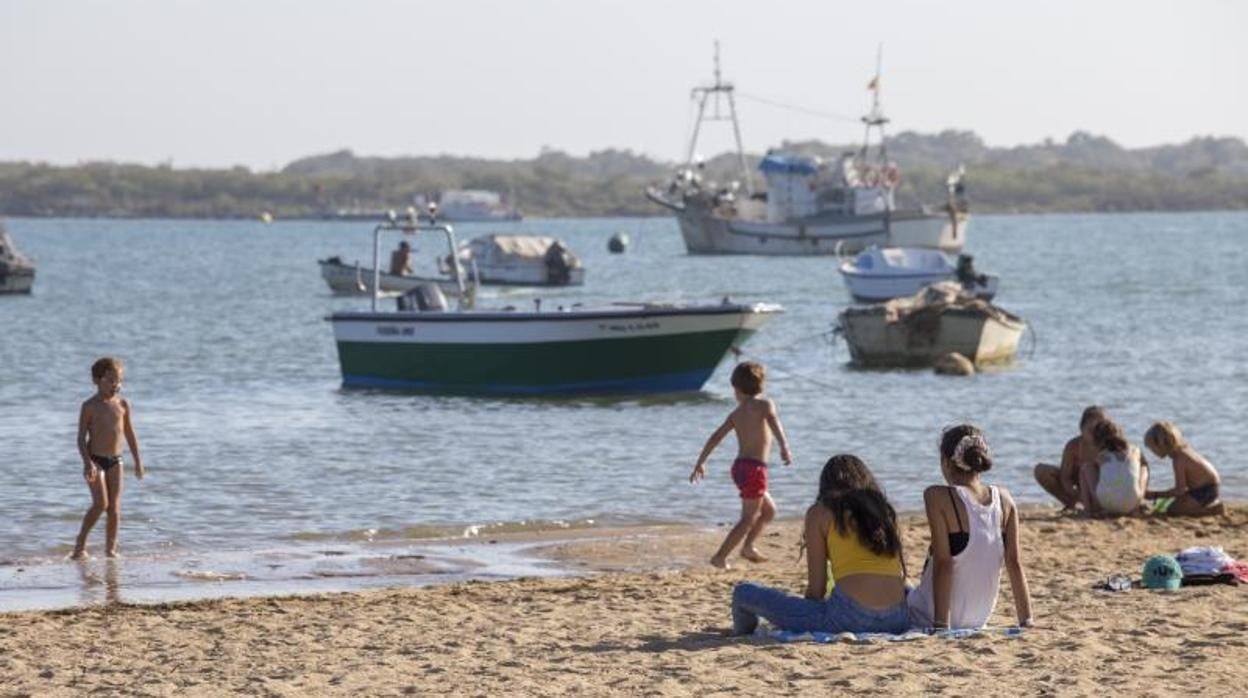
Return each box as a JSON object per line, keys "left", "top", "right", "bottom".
{"left": 731, "top": 458, "right": 768, "bottom": 499}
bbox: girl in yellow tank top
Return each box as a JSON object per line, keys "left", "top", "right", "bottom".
{"left": 731, "top": 455, "right": 909, "bottom": 635}
{"left": 825, "top": 520, "right": 904, "bottom": 579}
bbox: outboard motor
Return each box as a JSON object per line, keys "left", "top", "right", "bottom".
{"left": 397, "top": 282, "right": 448, "bottom": 312}
{"left": 544, "top": 242, "right": 573, "bottom": 285}
{"left": 955, "top": 254, "right": 987, "bottom": 287}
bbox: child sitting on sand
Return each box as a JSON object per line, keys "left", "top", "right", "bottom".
{"left": 1079, "top": 419, "right": 1148, "bottom": 517}
{"left": 72, "top": 357, "right": 145, "bottom": 559}
{"left": 1034, "top": 405, "right": 1106, "bottom": 512}
{"left": 1143, "top": 421, "right": 1224, "bottom": 516}
{"left": 690, "top": 361, "right": 792, "bottom": 569}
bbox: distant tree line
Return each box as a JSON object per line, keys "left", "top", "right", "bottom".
{"left": 1, "top": 131, "right": 1246, "bottom": 219}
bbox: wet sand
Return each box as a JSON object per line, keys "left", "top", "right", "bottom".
{"left": 2, "top": 507, "right": 1246, "bottom": 696}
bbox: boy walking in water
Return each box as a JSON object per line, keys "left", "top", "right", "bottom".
{"left": 690, "top": 361, "right": 792, "bottom": 569}
{"left": 72, "top": 357, "right": 144, "bottom": 559}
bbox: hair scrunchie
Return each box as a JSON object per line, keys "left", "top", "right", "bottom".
{"left": 952, "top": 433, "right": 990, "bottom": 471}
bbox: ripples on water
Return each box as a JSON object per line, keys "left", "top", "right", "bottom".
{"left": 0, "top": 212, "right": 1245, "bottom": 561}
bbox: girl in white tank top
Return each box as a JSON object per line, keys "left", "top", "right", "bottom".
{"left": 908, "top": 485, "right": 1005, "bottom": 629}
{"left": 908, "top": 425, "right": 1034, "bottom": 631}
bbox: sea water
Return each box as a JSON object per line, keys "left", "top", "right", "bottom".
{"left": 0, "top": 212, "right": 1244, "bottom": 607}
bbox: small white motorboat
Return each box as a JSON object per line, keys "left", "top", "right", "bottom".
{"left": 320, "top": 234, "right": 584, "bottom": 296}
{"left": 0, "top": 222, "right": 35, "bottom": 295}
{"left": 448, "top": 234, "right": 585, "bottom": 287}
{"left": 836, "top": 282, "right": 1025, "bottom": 368}
{"left": 318, "top": 257, "right": 464, "bottom": 297}
{"left": 838, "top": 247, "right": 998, "bottom": 303}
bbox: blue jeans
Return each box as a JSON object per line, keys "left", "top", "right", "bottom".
{"left": 731, "top": 581, "right": 910, "bottom": 635}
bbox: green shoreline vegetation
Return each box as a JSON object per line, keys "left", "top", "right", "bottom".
{"left": 2, "top": 131, "right": 1246, "bottom": 219}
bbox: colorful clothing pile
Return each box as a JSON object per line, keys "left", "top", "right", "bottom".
{"left": 1175, "top": 546, "right": 1243, "bottom": 586}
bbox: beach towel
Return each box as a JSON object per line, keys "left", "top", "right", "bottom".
{"left": 760, "top": 625, "right": 1024, "bottom": 644}
{"left": 1220, "top": 561, "right": 1248, "bottom": 584}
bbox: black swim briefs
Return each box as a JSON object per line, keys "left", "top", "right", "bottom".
{"left": 1188, "top": 483, "right": 1220, "bottom": 507}
{"left": 90, "top": 454, "right": 123, "bottom": 471}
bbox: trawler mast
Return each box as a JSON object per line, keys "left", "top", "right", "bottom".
{"left": 684, "top": 42, "right": 754, "bottom": 195}
{"left": 859, "top": 45, "right": 890, "bottom": 168}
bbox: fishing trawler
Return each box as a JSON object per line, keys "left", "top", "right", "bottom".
{"left": 646, "top": 47, "right": 969, "bottom": 256}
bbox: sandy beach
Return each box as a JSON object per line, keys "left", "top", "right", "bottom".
{"left": 2, "top": 507, "right": 1246, "bottom": 696}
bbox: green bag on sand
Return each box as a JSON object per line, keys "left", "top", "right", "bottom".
{"left": 1150, "top": 497, "right": 1175, "bottom": 515}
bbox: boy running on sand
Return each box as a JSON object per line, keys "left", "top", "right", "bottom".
{"left": 690, "top": 361, "right": 792, "bottom": 569}
{"left": 72, "top": 357, "right": 144, "bottom": 559}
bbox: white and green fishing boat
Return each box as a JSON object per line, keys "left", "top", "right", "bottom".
{"left": 327, "top": 215, "right": 781, "bottom": 395}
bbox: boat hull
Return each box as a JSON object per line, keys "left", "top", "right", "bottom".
{"left": 671, "top": 203, "right": 968, "bottom": 256}
{"left": 838, "top": 306, "right": 1024, "bottom": 368}
{"left": 472, "top": 265, "right": 585, "bottom": 287}
{"left": 329, "top": 304, "right": 779, "bottom": 395}
{"left": 319, "top": 260, "right": 583, "bottom": 296}
{"left": 0, "top": 267, "right": 35, "bottom": 294}
{"left": 319, "top": 261, "right": 462, "bottom": 297}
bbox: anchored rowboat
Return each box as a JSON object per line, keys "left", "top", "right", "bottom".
{"left": 836, "top": 283, "right": 1025, "bottom": 368}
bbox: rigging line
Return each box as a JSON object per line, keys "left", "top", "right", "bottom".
{"left": 682, "top": 95, "right": 699, "bottom": 162}
{"left": 730, "top": 329, "right": 836, "bottom": 359}
{"left": 729, "top": 343, "right": 847, "bottom": 394}
{"left": 735, "top": 92, "right": 861, "bottom": 124}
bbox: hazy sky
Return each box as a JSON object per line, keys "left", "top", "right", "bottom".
{"left": 2, "top": 0, "right": 1245, "bottom": 169}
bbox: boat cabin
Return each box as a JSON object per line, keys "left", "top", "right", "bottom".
{"left": 759, "top": 153, "right": 897, "bottom": 222}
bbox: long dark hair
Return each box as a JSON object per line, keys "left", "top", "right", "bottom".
{"left": 817, "top": 455, "right": 903, "bottom": 558}
{"left": 1092, "top": 419, "right": 1128, "bottom": 454}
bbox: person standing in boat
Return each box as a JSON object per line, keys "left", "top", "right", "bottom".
{"left": 389, "top": 240, "right": 413, "bottom": 276}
